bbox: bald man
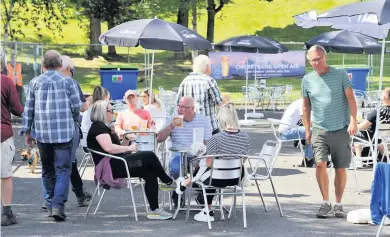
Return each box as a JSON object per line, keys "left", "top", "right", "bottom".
{"left": 20, "top": 50, "right": 81, "bottom": 221}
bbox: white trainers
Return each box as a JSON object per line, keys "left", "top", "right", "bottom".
{"left": 147, "top": 208, "right": 173, "bottom": 220}
{"left": 194, "top": 208, "right": 215, "bottom": 222}
{"left": 175, "top": 177, "right": 186, "bottom": 195}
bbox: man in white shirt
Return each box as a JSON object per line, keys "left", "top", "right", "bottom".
{"left": 279, "top": 98, "right": 313, "bottom": 165}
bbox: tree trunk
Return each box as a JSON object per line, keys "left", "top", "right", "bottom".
{"left": 191, "top": 0, "right": 197, "bottom": 32}
{"left": 177, "top": 0, "right": 189, "bottom": 27}
{"left": 88, "top": 14, "right": 102, "bottom": 57}
{"left": 107, "top": 19, "right": 117, "bottom": 56}
{"left": 2, "top": 0, "right": 15, "bottom": 41}
{"left": 206, "top": 0, "right": 216, "bottom": 43}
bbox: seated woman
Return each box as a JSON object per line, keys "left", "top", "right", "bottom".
{"left": 115, "top": 90, "right": 152, "bottom": 138}
{"left": 175, "top": 103, "right": 251, "bottom": 222}
{"left": 140, "top": 88, "right": 167, "bottom": 131}
{"left": 356, "top": 88, "right": 390, "bottom": 160}
{"left": 80, "top": 86, "right": 110, "bottom": 148}
{"left": 87, "top": 100, "right": 174, "bottom": 220}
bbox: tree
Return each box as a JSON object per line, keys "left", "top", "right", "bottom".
{"left": 177, "top": 0, "right": 190, "bottom": 27}
{"left": 206, "top": 0, "right": 273, "bottom": 42}
{"left": 1, "top": 0, "right": 68, "bottom": 41}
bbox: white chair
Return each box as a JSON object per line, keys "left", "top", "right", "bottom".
{"left": 283, "top": 85, "right": 293, "bottom": 105}
{"left": 267, "top": 118, "right": 307, "bottom": 167}
{"left": 78, "top": 131, "right": 93, "bottom": 178}
{"left": 268, "top": 86, "right": 284, "bottom": 111}
{"left": 246, "top": 140, "right": 283, "bottom": 217}
{"left": 84, "top": 149, "right": 148, "bottom": 221}
{"left": 183, "top": 154, "right": 247, "bottom": 230}
{"left": 378, "top": 121, "right": 390, "bottom": 163}
{"left": 350, "top": 132, "right": 375, "bottom": 194}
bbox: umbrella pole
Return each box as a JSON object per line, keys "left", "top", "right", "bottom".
{"left": 373, "top": 40, "right": 386, "bottom": 173}
{"left": 245, "top": 58, "right": 249, "bottom": 120}
{"left": 149, "top": 50, "right": 155, "bottom": 105}
{"left": 253, "top": 60, "right": 257, "bottom": 113}
{"left": 342, "top": 54, "right": 345, "bottom": 66}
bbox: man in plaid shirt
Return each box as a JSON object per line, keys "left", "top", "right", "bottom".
{"left": 177, "top": 55, "right": 223, "bottom": 134}
{"left": 20, "top": 50, "right": 81, "bottom": 221}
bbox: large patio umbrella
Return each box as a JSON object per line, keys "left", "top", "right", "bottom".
{"left": 214, "top": 35, "right": 288, "bottom": 54}
{"left": 305, "top": 30, "right": 384, "bottom": 54}
{"left": 214, "top": 35, "right": 288, "bottom": 126}
{"left": 99, "top": 18, "right": 212, "bottom": 104}
{"left": 294, "top": 0, "right": 390, "bottom": 174}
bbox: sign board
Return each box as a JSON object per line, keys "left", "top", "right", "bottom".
{"left": 209, "top": 51, "right": 306, "bottom": 79}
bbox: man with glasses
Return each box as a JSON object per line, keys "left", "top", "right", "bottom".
{"left": 302, "top": 45, "right": 357, "bottom": 219}
{"left": 157, "top": 96, "right": 212, "bottom": 208}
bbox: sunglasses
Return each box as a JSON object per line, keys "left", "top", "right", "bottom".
{"left": 107, "top": 109, "right": 114, "bottom": 114}
{"left": 308, "top": 55, "right": 325, "bottom": 63}
{"left": 70, "top": 68, "right": 75, "bottom": 77}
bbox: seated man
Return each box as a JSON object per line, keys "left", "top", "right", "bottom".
{"left": 157, "top": 96, "right": 212, "bottom": 207}
{"left": 279, "top": 98, "right": 314, "bottom": 167}
{"left": 356, "top": 88, "right": 390, "bottom": 161}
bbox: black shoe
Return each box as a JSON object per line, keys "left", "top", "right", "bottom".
{"left": 299, "top": 158, "right": 314, "bottom": 167}
{"left": 195, "top": 193, "right": 205, "bottom": 205}
{"left": 83, "top": 189, "right": 92, "bottom": 201}
{"left": 52, "top": 208, "right": 66, "bottom": 221}
{"left": 1, "top": 211, "right": 18, "bottom": 226}
{"left": 74, "top": 188, "right": 92, "bottom": 207}
{"left": 171, "top": 192, "right": 185, "bottom": 209}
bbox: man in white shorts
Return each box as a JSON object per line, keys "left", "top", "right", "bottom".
{"left": 1, "top": 61, "right": 24, "bottom": 226}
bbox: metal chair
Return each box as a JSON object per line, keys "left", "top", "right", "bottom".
{"left": 267, "top": 118, "right": 307, "bottom": 167}
{"left": 283, "top": 85, "right": 293, "bottom": 105}
{"left": 183, "top": 154, "right": 248, "bottom": 230}
{"left": 84, "top": 149, "right": 148, "bottom": 221}
{"left": 246, "top": 140, "right": 283, "bottom": 217}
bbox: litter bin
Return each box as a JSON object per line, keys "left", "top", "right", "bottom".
{"left": 99, "top": 67, "right": 139, "bottom": 100}
{"left": 333, "top": 65, "right": 369, "bottom": 92}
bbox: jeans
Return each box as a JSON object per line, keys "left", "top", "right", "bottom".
{"left": 280, "top": 127, "right": 313, "bottom": 159}
{"left": 38, "top": 141, "right": 72, "bottom": 209}
{"left": 170, "top": 153, "right": 193, "bottom": 179}
{"left": 70, "top": 124, "right": 84, "bottom": 196}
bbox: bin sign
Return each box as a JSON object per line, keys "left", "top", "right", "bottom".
{"left": 347, "top": 73, "right": 353, "bottom": 80}
{"left": 112, "top": 75, "right": 123, "bottom": 83}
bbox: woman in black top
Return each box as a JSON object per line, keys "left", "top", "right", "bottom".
{"left": 87, "top": 100, "right": 173, "bottom": 220}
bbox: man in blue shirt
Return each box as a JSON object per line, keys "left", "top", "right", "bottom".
{"left": 20, "top": 50, "right": 81, "bottom": 221}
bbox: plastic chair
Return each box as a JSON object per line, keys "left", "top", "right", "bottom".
{"left": 246, "top": 140, "right": 283, "bottom": 217}
{"left": 84, "top": 149, "right": 148, "bottom": 221}
{"left": 267, "top": 118, "right": 307, "bottom": 167}
{"left": 182, "top": 154, "right": 248, "bottom": 230}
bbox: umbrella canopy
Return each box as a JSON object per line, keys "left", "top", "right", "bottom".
{"left": 317, "top": 0, "right": 390, "bottom": 25}
{"left": 294, "top": 0, "right": 390, "bottom": 39}
{"left": 213, "top": 35, "right": 288, "bottom": 54}
{"left": 99, "top": 19, "right": 211, "bottom": 51}
{"left": 305, "top": 30, "right": 385, "bottom": 54}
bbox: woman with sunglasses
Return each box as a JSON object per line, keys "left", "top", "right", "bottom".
{"left": 87, "top": 100, "right": 174, "bottom": 220}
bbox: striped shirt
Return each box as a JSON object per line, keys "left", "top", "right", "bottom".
{"left": 301, "top": 66, "right": 352, "bottom": 132}
{"left": 206, "top": 130, "right": 251, "bottom": 156}
{"left": 21, "top": 70, "right": 81, "bottom": 143}
{"left": 176, "top": 72, "right": 223, "bottom": 131}
{"left": 165, "top": 113, "right": 212, "bottom": 148}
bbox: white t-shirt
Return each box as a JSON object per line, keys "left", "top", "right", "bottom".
{"left": 278, "top": 99, "right": 303, "bottom": 133}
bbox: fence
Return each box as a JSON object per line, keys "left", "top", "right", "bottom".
{"left": 1, "top": 40, "right": 389, "bottom": 99}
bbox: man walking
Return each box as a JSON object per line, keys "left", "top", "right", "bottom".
{"left": 176, "top": 55, "right": 222, "bottom": 134}
{"left": 20, "top": 50, "right": 81, "bottom": 221}
{"left": 1, "top": 56, "right": 24, "bottom": 226}
{"left": 302, "top": 45, "right": 357, "bottom": 218}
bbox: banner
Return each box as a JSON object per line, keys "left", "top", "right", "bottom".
{"left": 209, "top": 51, "right": 306, "bottom": 79}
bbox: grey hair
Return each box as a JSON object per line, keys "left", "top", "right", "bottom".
{"left": 307, "top": 45, "right": 327, "bottom": 59}
{"left": 180, "top": 96, "right": 195, "bottom": 106}
{"left": 43, "top": 50, "right": 62, "bottom": 70}
{"left": 61, "top": 55, "right": 74, "bottom": 71}
{"left": 193, "top": 55, "right": 210, "bottom": 74}
{"left": 217, "top": 103, "right": 240, "bottom": 130}
{"left": 90, "top": 100, "right": 109, "bottom": 123}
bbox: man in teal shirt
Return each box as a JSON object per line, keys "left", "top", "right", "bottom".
{"left": 302, "top": 45, "right": 357, "bottom": 219}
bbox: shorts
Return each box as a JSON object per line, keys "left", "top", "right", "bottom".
{"left": 312, "top": 126, "right": 351, "bottom": 169}
{"left": 1, "top": 137, "right": 15, "bottom": 178}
